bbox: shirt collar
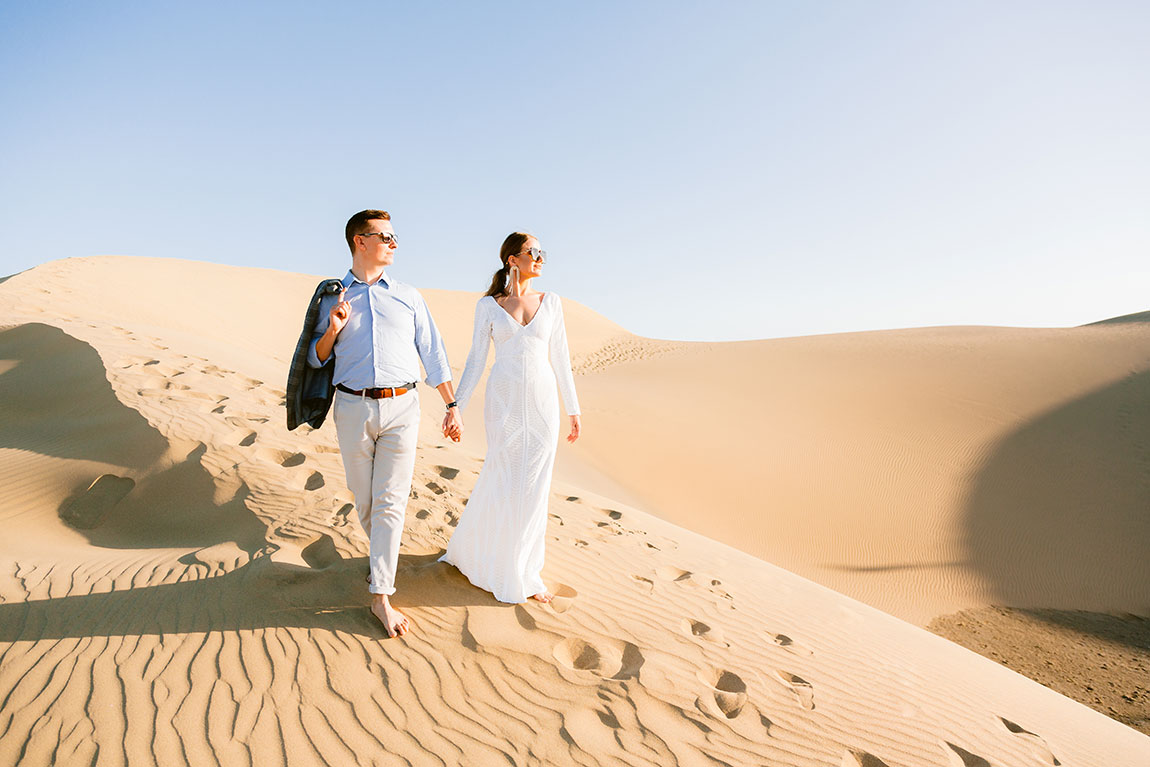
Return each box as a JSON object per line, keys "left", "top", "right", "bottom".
{"left": 342, "top": 269, "right": 391, "bottom": 288}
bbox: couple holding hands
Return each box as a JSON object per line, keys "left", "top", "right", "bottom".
{"left": 287, "top": 209, "right": 580, "bottom": 638}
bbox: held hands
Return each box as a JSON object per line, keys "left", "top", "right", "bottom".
{"left": 567, "top": 415, "right": 581, "bottom": 443}
{"left": 442, "top": 407, "right": 463, "bottom": 442}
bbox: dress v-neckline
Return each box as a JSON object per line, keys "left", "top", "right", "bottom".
{"left": 492, "top": 293, "right": 547, "bottom": 329}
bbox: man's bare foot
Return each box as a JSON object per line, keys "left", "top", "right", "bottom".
{"left": 531, "top": 590, "right": 553, "bottom": 603}
{"left": 371, "top": 594, "right": 410, "bottom": 638}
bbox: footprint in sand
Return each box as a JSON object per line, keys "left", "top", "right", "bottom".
{"left": 999, "top": 718, "right": 1060, "bottom": 766}
{"left": 60, "top": 474, "right": 135, "bottom": 529}
{"left": 549, "top": 583, "right": 578, "bottom": 613}
{"left": 179, "top": 390, "right": 221, "bottom": 404}
{"left": 697, "top": 668, "right": 747, "bottom": 719}
{"left": 255, "top": 448, "right": 307, "bottom": 468}
{"left": 554, "top": 639, "right": 605, "bottom": 672}
{"left": 300, "top": 534, "right": 341, "bottom": 569}
{"left": 425, "top": 481, "right": 446, "bottom": 495}
{"left": 595, "top": 521, "right": 623, "bottom": 537}
{"left": 415, "top": 509, "right": 432, "bottom": 520}
{"left": 117, "top": 355, "right": 159, "bottom": 369}
{"left": 434, "top": 465, "right": 459, "bottom": 480}
{"left": 514, "top": 605, "right": 536, "bottom": 630}
{"left": 630, "top": 575, "right": 654, "bottom": 593}
{"left": 304, "top": 471, "right": 325, "bottom": 491}
{"left": 236, "top": 431, "right": 257, "bottom": 447}
{"left": 681, "top": 619, "right": 729, "bottom": 647}
{"left": 574, "top": 540, "right": 590, "bottom": 548}
{"left": 841, "top": 750, "right": 892, "bottom": 767}
{"left": 553, "top": 637, "right": 644, "bottom": 680}
{"left": 655, "top": 566, "right": 693, "bottom": 583}
{"left": 334, "top": 503, "right": 354, "bottom": 527}
{"left": 598, "top": 508, "right": 622, "bottom": 521}
{"left": 548, "top": 512, "right": 565, "bottom": 527}
{"left": 566, "top": 496, "right": 581, "bottom": 503}
{"left": 941, "top": 742, "right": 991, "bottom": 767}
{"left": 777, "top": 671, "right": 815, "bottom": 710}
{"left": 769, "top": 632, "right": 814, "bottom": 657}
{"left": 444, "top": 510, "right": 460, "bottom": 527}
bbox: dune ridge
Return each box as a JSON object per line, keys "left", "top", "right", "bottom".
{"left": 0, "top": 256, "right": 1146, "bottom": 766}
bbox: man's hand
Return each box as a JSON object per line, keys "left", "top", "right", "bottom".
{"left": 329, "top": 288, "right": 351, "bottom": 335}
{"left": 442, "top": 407, "right": 463, "bottom": 442}
{"left": 315, "top": 288, "right": 350, "bottom": 364}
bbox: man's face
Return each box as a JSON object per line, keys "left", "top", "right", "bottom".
{"left": 356, "top": 219, "right": 397, "bottom": 266}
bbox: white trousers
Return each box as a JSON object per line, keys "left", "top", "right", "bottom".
{"left": 332, "top": 389, "right": 420, "bottom": 595}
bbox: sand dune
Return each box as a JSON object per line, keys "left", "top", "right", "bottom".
{"left": 0, "top": 256, "right": 1147, "bottom": 766}
{"left": 570, "top": 322, "right": 1150, "bottom": 625}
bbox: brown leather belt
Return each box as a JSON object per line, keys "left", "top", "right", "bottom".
{"left": 336, "top": 382, "right": 417, "bottom": 399}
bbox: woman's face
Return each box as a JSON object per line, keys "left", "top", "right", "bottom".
{"left": 510, "top": 236, "right": 544, "bottom": 279}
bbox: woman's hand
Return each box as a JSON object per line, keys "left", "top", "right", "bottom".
{"left": 567, "top": 414, "right": 581, "bottom": 443}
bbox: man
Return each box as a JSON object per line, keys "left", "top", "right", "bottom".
{"left": 307, "top": 209, "right": 463, "bottom": 637}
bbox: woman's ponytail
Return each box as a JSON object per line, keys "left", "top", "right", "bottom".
{"left": 483, "top": 232, "right": 532, "bottom": 298}
{"left": 484, "top": 264, "right": 510, "bottom": 298}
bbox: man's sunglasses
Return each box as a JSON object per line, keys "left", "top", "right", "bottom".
{"left": 360, "top": 232, "right": 398, "bottom": 246}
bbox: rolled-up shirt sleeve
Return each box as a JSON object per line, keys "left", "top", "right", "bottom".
{"left": 413, "top": 292, "right": 452, "bottom": 387}
{"left": 307, "top": 294, "right": 333, "bottom": 369}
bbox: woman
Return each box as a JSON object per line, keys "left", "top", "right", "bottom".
{"left": 440, "top": 232, "right": 581, "bottom": 603}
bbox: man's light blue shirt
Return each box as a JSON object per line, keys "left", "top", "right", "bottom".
{"left": 306, "top": 270, "right": 452, "bottom": 390}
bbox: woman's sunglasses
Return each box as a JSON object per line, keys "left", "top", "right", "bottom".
{"left": 518, "top": 247, "right": 547, "bottom": 264}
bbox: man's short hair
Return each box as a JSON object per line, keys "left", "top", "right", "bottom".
{"left": 345, "top": 209, "right": 392, "bottom": 254}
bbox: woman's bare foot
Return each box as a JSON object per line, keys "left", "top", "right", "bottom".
{"left": 531, "top": 590, "right": 554, "bottom": 603}
{"left": 371, "top": 593, "right": 410, "bottom": 638}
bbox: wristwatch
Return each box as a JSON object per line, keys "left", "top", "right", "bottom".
{"left": 446, "top": 401, "right": 458, "bottom": 409}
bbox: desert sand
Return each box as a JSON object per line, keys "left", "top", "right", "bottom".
{"left": 1, "top": 255, "right": 1147, "bottom": 765}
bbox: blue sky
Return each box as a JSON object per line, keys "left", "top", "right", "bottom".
{"left": 2, "top": 1, "right": 1148, "bottom": 340}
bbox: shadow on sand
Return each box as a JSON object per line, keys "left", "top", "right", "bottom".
{"left": 0, "top": 322, "right": 497, "bottom": 642}
{"left": 0, "top": 323, "right": 168, "bottom": 466}
{"left": 962, "top": 368, "right": 1150, "bottom": 649}
{"left": 0, "top": 550, "right": 500, "bottom": 642}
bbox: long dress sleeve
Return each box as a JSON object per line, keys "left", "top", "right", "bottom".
{"left": 454, "top": 297, "right": 492, "bottom": 411}
{"left": 548, "top": 295, "right": 580, "bottom": 416}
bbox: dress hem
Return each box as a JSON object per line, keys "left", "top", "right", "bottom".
{"left": 438, "top": 554, "right": 543, "bottom": 605}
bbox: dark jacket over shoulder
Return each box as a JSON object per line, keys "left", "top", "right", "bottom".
{"left": 286, "top": 278, "right": 345, "bottom": 430}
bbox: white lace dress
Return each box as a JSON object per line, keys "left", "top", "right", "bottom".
{"left": 440, "top": 292, "right": 580, "bottom": 602}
